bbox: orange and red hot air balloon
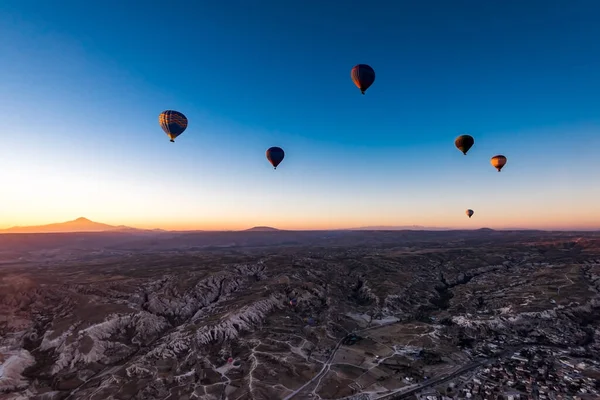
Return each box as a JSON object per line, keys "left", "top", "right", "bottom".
{"left": 490, "top": 155, "right": 507, "bottom": 172}
{"left": 351, "top": 64, "right": 376, "bottom": 95}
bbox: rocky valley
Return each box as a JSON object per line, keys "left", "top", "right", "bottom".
{"left": 0, "top": 230, "right": 599, "bottom": 399}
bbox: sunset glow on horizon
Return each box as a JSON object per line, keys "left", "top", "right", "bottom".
{"left": 1, "top": 1, "right": 599, "bottom": 232}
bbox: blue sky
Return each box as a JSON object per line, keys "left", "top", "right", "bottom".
{"left": 1, "top": 0, "right": 599, "bottom": 230}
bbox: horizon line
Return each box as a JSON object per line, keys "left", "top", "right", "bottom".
{"left": 1, "top": 227, "right": 599, "bottom": 234}
{"left": 0, "top": 217, "right": 598, "bottom": 234}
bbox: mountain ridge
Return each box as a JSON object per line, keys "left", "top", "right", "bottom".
{"left": 0, "top": 217, "right": 142, "bottom": 234}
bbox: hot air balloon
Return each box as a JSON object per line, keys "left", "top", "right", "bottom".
{"left": 159, "top": 110, "right": 188, "bottom": 142}
{"left": 466, "top": 209, "right": 474, "bottom": 218}
{"left": 351, "top": 64, "right": 375, "bottom": 95}
{"left": 266, "top": 147, "right": 285, "bottom": 169}
{"left": 289, "top": 298, "right": 297, "bottom": 307}
{"left": 455, "top": 135, "right": 475, "bottom": 155}
{"left": 490, "top": 155, "right": 507, "bottom": 172}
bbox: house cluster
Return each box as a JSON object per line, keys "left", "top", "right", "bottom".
{"left": 459, "top": 347, "right": 599, "bottom": 399}
{"left": 419, "top": 346, "right": 599, "bottom": 400}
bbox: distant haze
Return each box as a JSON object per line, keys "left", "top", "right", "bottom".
{"left": 0, "top": 218, "right": 597, "bottom": 234}
{"left": 350, "top": 225, "right": 451, "bottom": 231}
{"left": 1, "top": 219, "right": 458, "bottom": 234}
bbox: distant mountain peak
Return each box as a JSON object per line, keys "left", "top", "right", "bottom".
{"left": 244, "top": 226, "right": 280, "bottom": 232}
{"left": 74, "top": 217, "right": 92, "bottom": 222}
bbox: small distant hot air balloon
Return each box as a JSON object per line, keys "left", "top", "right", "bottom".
{"left": 490, "top": 155, "right": 507, "bottom": 172}
{"left": 266, "top": 147, "right": 285, "bottom": 169}
{"left": 351, "top": 64, "right": 375, "bottom": 95}
{"left": 306, "top": 317, "right": 316, "bottom": 326}
{"left": 466, "top": 209, "right": 474, "bottom": 218}
{"left": 227, "top": 357, "right": 234, "bottom": 364}
{"left": 455, "top": 135, "right": 475, "bottom": 155}
{"left": 289, "top": 298, "right": 297, "bottom": 307}
{"left": 159, "top": 110, "right": 188, "bottom": 142}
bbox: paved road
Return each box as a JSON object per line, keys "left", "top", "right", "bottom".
{"left": 373, "top": 360, "right": 487, "bottom": 399}
{"left": 374, "top": 347, "right": 521, "bottom": 399}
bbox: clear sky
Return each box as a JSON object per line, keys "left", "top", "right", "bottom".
{"left": 1, "top": 0, "right": 599, "bottom": 231}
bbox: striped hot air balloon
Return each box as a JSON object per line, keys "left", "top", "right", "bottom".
{"left": 159, "top": 110, "right": 188, "bottom": 142}
{"left": 351, "top": 64, "right": 375, "bottom": 95}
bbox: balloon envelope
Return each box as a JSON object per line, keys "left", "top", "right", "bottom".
{"left": 455, "top": 135, "right": 474, "bottom": 155}
{"left": 159, "top": 110, "right": 188, "bottom": 142}
{"left": 351, "top": 64, "right": 376, "bottom": 94}
{"left": 266, "top": 147, "right": 285, "bottom": 169}
{"left": 490, "top": 155, "right": 507, "bottom": 172}
{"left": 466, "top": 209, "right": 474, "bottom": 218}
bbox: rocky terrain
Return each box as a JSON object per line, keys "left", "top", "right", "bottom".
{"left": 0, "top": 230, "right": 599, "bottom": 399}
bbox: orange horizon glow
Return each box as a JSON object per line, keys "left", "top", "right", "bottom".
{"left": 0, "top": 215, "right": 598, "bottom": 232}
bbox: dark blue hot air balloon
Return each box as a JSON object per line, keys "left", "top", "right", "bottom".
{"left": 159, "top": 110, "right": 188, "bottom": 142}
{"left": 351, "top": 64, "right": 375, "bottom": 95}
{"left": 266, "top": 147, "right": 285, "bottom": 169}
